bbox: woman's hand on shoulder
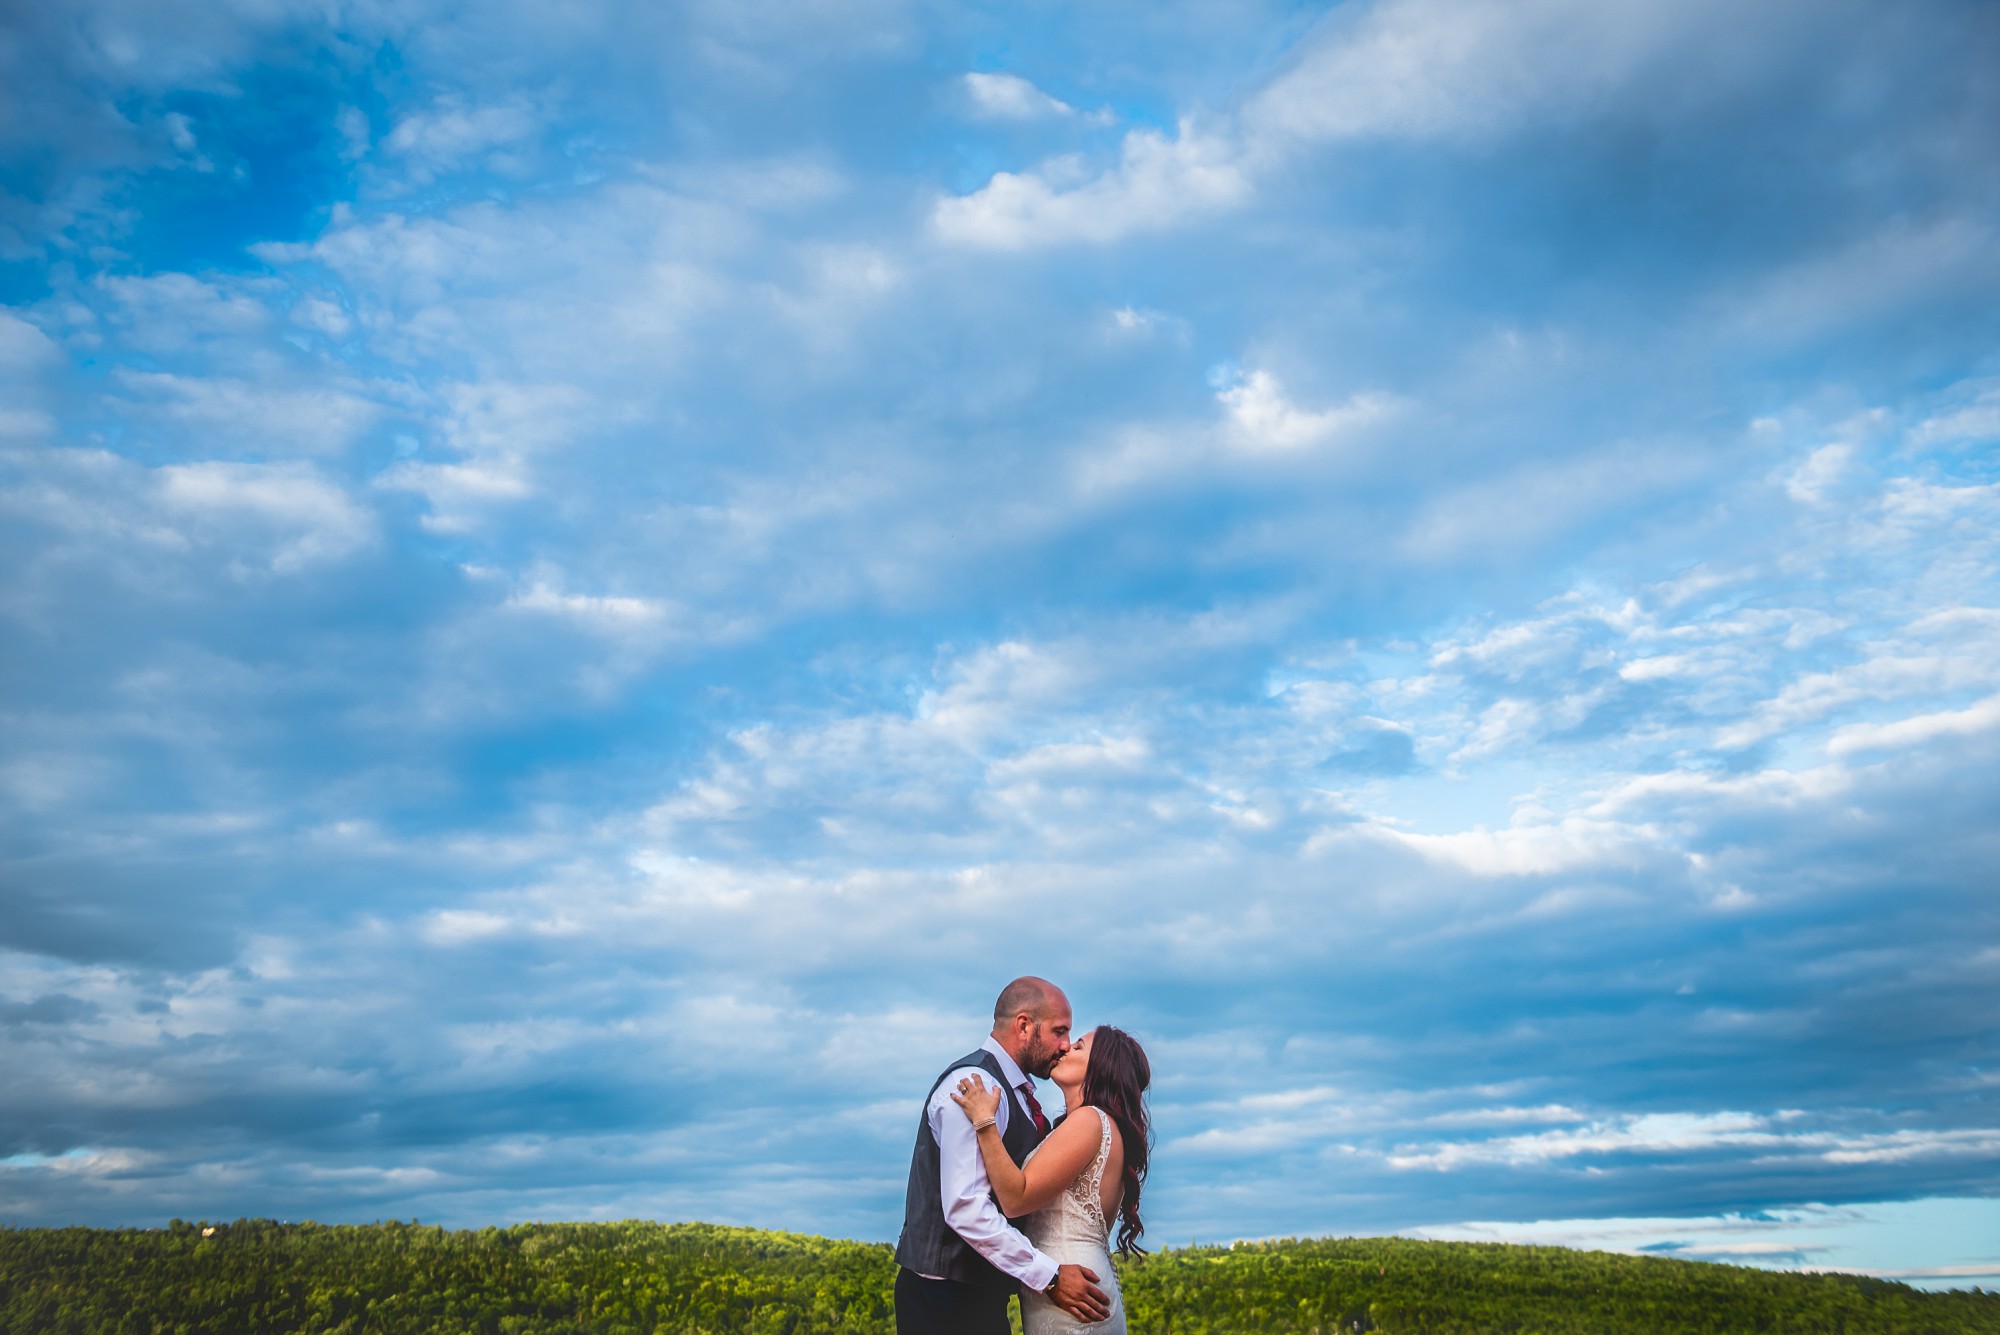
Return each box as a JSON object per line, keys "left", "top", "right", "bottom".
{"left": 950, "top": 1073, "right": 1004, "bottom": 1127}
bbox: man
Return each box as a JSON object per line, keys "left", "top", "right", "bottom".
{"left": 894, "top": 976, "right": 1111, "bottom": 1333}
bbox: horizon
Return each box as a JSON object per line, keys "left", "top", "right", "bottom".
{"left": 2, "top": 0, "right": 1998, "bottom": 1295}
{"left": 9, "top": 1208, "right": 1994, "bottom": 1294}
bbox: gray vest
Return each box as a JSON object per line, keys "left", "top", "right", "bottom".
{"left": 894, "top": 1047, "right": 1045, "bottom": 1286}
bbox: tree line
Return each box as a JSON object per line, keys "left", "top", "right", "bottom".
{"left": 1, "top": 1218, "right": 1994, "bottom": 1334}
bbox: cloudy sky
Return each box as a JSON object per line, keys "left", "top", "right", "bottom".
{"left": 3, "top": 0, "right": 1999, "bottom": 1286}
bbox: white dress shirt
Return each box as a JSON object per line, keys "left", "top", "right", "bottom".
{"left": 920, "top": 1036, "right": 1060, "bottom": 1291}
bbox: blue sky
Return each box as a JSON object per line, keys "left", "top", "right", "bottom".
{"left": 3, "top": 0, "right": 1999, "bottom": 1287}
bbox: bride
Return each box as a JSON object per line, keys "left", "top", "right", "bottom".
{"left": 951, "top": 1026, "right": 1152, "bottom": 1335}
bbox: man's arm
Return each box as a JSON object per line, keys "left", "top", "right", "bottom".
{"left": 927, "top": 1072, "right": 1058, "bottom": 1291}
{"left": 953, "top": 1075, "right": 1101, "bottom": 1215}
{"left": 929, "top": 1072, "right": 1111, "bottom": 1325}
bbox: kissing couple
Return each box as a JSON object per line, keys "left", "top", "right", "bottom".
{"left": 893, "top": 976, "right": 1152, "bottom": 1334}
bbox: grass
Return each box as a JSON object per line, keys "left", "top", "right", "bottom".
{"left": 1, "top": 1218, "right": 1994, "bottom": 1333}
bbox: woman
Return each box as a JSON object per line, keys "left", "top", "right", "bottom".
{"left": 950, "top": 1025, "right": 1151, "bottom": 1335}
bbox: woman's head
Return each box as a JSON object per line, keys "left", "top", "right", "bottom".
{"left": 1076, "top": 1025, "right": 1152, "bottom": 1255}
{"left": 1049, "top": 1027, "right": 1093, "bottom": 1090}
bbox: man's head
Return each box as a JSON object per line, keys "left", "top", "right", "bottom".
{"left": 989, "top": 976, "right": 1072, "bottom": 1079}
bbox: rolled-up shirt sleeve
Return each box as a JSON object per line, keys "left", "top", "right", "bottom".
{"left": 927, "top": 1070, "right": 1059, "bottom": 1291}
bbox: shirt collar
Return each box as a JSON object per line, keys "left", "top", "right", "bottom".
{"left": 981, "top": 1035, "right": 1032, "bottom": 1090}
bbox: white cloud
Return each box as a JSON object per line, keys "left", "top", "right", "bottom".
{"left": 962, "top": 71, "right": 1076, "bottom": 121}
{"left": 276, "top": 183, "right": 739, "bottom": 364}
{"left": 290, "top": 296, "right": 352, "bottom": 339}
{"left": 984, "top": 734, "right": 1150, "bottom": 781}
{"left": 0, "top": 314, "right": 59, "bottom": 440}
{"left": 0, "top": 312, "right": 60, "bottom": 374}
{"left": 92, "top": 273, "right": 272, "bottom": 353}
{"left": 1218, "top": 370, "right": 1399, "bottom": 454}
{"left": 1105, "top": 305, "right": 1182, "bottom": 339}
{"left": 384, "top": 96, "right": 540, "bottom": 179}
{"left": 116, "top": 370, "right": 381, "bottom": 456}
{"left": 374, "top": 458, "right": 532, "bottom": 532}
{"left": 1411, "top": 1199, "right": 2000, "bottom": 1283}
{"left": 157, "top": 461, "right": 375, "bottom": 573}
{"left": 372, "top": 381, "right": 589, "bottom": 531}
{"left": 1828, "top": 693, "right": 2000, "bottom": 757}
{"left": 1070, "top": 371, "right": 1399, "bottom": 493}
{"left": 1388, "top": 1110, "right": 1767, "bottom": 1170}
{"left": 505, "top": 584, "right": 670, "bottom": 629}
{"left": 1247, "top": 0, "right": 1737, "bottom": 146}
{"left": 933, "top": 121, "right": 1247, "bottom": 248}
{"left": 1362, "top": 815, "right": 1640, "bottom": 878}
{"left": 0, "top": 449, "right": 374, "bottom": 580}
{"left": 418, "top": 909, "right": 516, "bottom": 945}
{"left": 935, "top": 0, "right": 1840, "bottom": 250}
{"left": 1912, "top": 379, "right": 2000, "bottom": 447}
{"left": 1388, "top": 1113, "right": 2000, "bottom": 1172}
{"left": 1719, "top": 643, "right": 2000, "bottom": 750}
{"left": 334, "top": 105, "right": 370, "bottom": 161}
{"left": 1617, "top": 653, "right": 1693, "bottom": 682}
{"left": 161, "top": 111, "right": 198, "bottom": 154}
{"left": 1783, "top": 442, "right": 1854, "bottom": 505}
{"left": 1401, "top": 443, "right": 1713, "bottom": 563}
{"left": 914, "top": 640, "right": 1091, "bottom": 749}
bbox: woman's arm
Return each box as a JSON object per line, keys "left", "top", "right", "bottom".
{"left": 951, "top": 1075, "right": 1100, "bottom": 1216}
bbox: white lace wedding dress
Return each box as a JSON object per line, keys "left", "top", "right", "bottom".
{"left": 1020, "top": 1107, "right": 1126, "bottom": 1334}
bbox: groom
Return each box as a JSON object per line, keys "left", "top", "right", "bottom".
{"left": 894, "top": 976, "right": 1111, "bottom": 1334}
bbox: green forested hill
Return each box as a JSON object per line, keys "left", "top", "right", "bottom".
{"left": 1, "top": 1218, "right": 1994, "bottom": 1334}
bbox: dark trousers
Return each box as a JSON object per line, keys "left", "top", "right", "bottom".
{"left": 895, "top": 1267, "right": 1013, "bottom": 1335}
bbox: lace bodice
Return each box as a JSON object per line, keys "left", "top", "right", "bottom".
{"left": 1019, "top": 1106, "right": 1125, "bottom": 1333}
{"left": 1023, "top": 1106, "right": 1115, "bottom": 1254}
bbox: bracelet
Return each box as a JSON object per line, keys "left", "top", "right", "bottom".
{"left": 971, "top": 1117, "right": 996, "bottom": 1131}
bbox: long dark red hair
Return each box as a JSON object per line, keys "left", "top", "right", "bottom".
{"left": 1079, "top": 1025, "right": 1152, "bottom": 1255}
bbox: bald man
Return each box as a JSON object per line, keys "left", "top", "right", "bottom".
{"left": 893, "top": 976, "right": 1111, "bottom": 1333}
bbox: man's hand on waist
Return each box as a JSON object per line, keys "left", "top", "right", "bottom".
{"left": 1045, "top": 1263, "right": 1110, "bottom": 1324}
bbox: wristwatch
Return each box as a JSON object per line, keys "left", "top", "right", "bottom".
{"left": 1042, "top": 1272, "right": 1062, "bottom": 1299}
